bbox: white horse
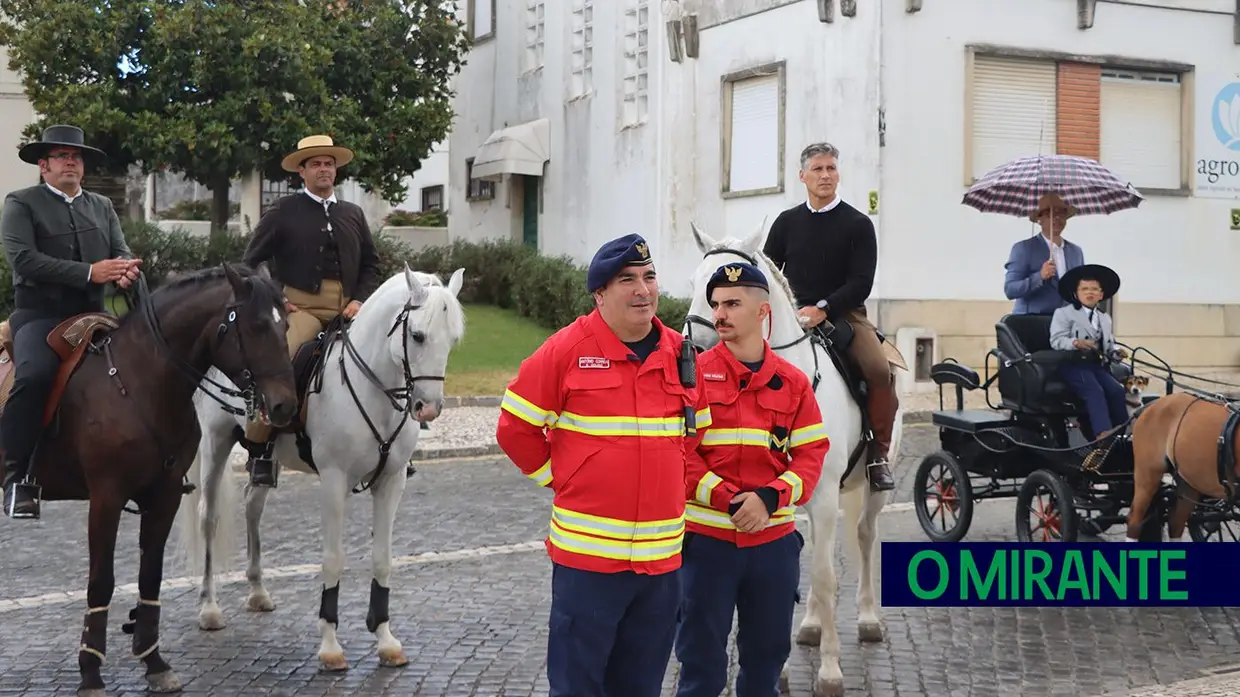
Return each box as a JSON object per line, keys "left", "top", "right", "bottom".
{"left": 684, "top": 223, "right": 903, "bottom": 697}
{"left": 174, "top": 264, "right": 467, "bottom": 672}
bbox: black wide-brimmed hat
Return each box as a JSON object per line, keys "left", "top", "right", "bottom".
{"left": 1058, "top": 263, "right": 1121, "bottom": 304}
{"left": 18, "top": 125, "right": 106, "bottom": 165}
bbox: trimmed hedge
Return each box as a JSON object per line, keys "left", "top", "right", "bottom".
{"left": 0, "top": 222, "right": 693, "bottom": 333}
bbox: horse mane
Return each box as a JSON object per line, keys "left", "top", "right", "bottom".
{"left": 119, "top": 264, "right": 284, "bottom": 326}
{"left": 703, "top": 238, "right": 798, "bottom": 309}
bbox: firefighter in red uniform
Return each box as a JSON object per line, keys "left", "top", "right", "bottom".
{"left": 674, "top": 261, "right": 829, "bottom": 697}
{"left": 495, "top": 233, "right": 711, "bottom": 697}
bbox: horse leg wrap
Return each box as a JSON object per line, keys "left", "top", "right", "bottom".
{"left": 319, "top": 583, "right": 340, "bottom": 628}
{"left": 121, "top": 599, "right": 161, "bottom": 660}
{"left": 78, "top": 606, "right": 109, "bottom": 675}
{"left": 366, "top": 579, "right": 390, "bottom": 633}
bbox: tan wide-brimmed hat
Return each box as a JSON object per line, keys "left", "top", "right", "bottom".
{"left": 1029, "top": 192, "right": 1078, "bottom": 223}
{"left": 281, "top": 134, "right": 354, "bottom": 172}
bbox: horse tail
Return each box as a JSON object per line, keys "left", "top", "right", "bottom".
{"left": 172, "top": 398, "right": 242, "bottom": 580}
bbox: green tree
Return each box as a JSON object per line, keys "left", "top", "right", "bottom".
{"left": 0, "top": 0, "right": 470, "bottom": 237}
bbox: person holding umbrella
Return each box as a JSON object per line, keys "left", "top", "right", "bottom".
{"left": 1002, "top": 192, "right": 1086, "bottom": 315}
{"left": 1048, "top": 263, "right": 1130, "bottom": 440}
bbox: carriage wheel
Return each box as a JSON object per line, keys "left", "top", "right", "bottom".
{"left": 1188, "top": 517, "right": 1240, "bottom": 542}
{"left": 913, "top": 450, "right": 974, "bottom": 543}
{"left": 1015, "top": 470, "right": 1078, "bottom": 542}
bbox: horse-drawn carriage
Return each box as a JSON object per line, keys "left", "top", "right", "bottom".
{"left": 913, "top": 311, "right": 1240, "bottom": 544}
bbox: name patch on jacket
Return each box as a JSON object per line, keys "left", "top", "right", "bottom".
{"left": 704, "top": 372, "right": 727, "bottom": 381}
{"left": 578, "top": 357, "right": 611, "bottom": 369}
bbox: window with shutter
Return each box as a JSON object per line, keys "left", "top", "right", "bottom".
{"left": 1100, "top": 69, "right": 1182, "bottom": 191}
{"left": 971, "top": 56, "right": 1057, "bottom": 180}
{"left": 469, "top": 0, "right": 494, "bottom": 41}
{"left": 723, "top": 69, "right": 784, "bottom": 196}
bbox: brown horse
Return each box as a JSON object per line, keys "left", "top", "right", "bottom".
{"left": 1127, "top": 391, "right": 1239, "bottom": 542}
{"left": 1, "top": 263, "right": 298, "bottom": 697}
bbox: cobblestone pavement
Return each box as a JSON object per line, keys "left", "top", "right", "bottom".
{"left": 2, "top": 424, "right": 1240, "bottom": 696}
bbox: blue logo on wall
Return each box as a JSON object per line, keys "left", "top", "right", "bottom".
{"left": 1214, "top": 82, "right": 1240, "bottom": 151}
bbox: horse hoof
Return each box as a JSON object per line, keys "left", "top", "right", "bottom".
{"left": 245, "top": 592, "right": 276, "bottom": 613}
{"left": 813, "top": 677, "right": 846, "bottom": 697}
{"left": 378, "top": 647, "right": 409, "bottom": 667}
{"left": 779, "top": 669, "right": 790, "bottom": 694}
{"left": 197, "top": 609, "right": 227, "bottom": 631}
{"left": 146, "top": 670, "right": 183, "bottom": 693}
{"left": 795, "top": 625, "right": 822, "bottom": 646}
{"left": 319, "top": 653, "right": 349, "bottom": 672}
{"left": 858, "top": 620, "right": 885, "bottom": 643}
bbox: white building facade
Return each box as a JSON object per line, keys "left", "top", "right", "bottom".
{"left": 449, "top": 0, "right": 1240, "bottom": 369}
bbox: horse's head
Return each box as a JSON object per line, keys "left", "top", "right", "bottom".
{"left": 216, "top": 263, "right": 299, "bottom": 427}
{"left": 371, "top": 263, "right": 466, "bottom": 422}
{"left": 683, "top": 219, "right": 782, "bottom": 353}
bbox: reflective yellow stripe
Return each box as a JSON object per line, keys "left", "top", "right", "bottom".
{"left": 778, "top": 471, "right": 805, "bottom": 504}
{"left": 553, "top": 412, "right": 684, "bottom": 437}
{"left": 501, "top": 389, "right": 557, "bottom": 428}
{"left": 527, "top": 459, "right": 552, "bottom": 487}
{"left": 695, "top": 407, "right": 713, "bottom": 429}
{"left": 684, "top": 502, "right": 796, "bottom": 531}
{"left": 548, "top": 521, "right": 684, "bottom": 562}
{"left": 700, "top": 428, "right": 781, "bottom": 449}
{"left": 694, "top": 472, "right": 724, "bottom": 506}
{"left": 551, "top": 506, "right": 684, "bottom": 541}
{"left": 790, "top": 423, "right": 829, "bottom": 448}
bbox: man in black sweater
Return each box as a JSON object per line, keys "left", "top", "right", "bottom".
{"left": 762, "top": 142, "right": 896, "bottom": 492}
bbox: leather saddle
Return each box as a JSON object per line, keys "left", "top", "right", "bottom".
{"left": 0, "top": 312, "right": 120, "bottom": 426}
{"left": 810, "top": 319, "right": 902, "bottom": 410}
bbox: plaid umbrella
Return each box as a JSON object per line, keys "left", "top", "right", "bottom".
{"left": 961, "top": 154, "right": 1144, "bottom": 218}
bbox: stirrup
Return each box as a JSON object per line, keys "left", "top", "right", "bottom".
{"left": 4, "top": 480, "right": 41, "bottom": 520}
{"left": 248, "top": 445, "right": 277, "bottom": 488}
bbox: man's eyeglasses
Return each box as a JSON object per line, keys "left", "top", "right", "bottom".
{"left": 47, "top": 152, "right": 83, "bottom": 162}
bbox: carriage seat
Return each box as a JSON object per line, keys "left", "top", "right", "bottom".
{"left": 0, "top": 313, "right": 120, "bottom": 426}
{"left": 994, "top": 313, "right": 1086, "bottom": 415}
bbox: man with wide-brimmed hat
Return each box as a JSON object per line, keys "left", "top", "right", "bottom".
{"left": 240, "top": 134, "right": 381, "bottom": 488}
{"left": 1003, "top": 191, "right": 1086, "bottom": 315}
{"left": 0, "top": 124, "right": 142, "bottom": 520}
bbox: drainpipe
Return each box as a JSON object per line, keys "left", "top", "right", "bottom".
{"left": 874, "top": 0, "right": 887, "bottom": 328}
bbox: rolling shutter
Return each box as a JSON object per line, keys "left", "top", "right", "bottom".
{"left": 971, "top": 56, "right": 1058, "bottom": 180}
{"left": 1100, "top": 70, "right": 1182, "bottom": 190}
{"left": 728, "top": 74, "right": 781, "bottom": 193}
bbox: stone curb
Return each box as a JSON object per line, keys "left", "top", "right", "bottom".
{"left": 415, "top": 403, "right": 942, "bottom": 461}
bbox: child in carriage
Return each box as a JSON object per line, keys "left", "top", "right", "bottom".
{"left": 1049, "top": 263, "right": 1131, "bottom": 440}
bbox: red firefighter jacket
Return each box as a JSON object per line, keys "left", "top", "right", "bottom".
{"left": 684, "top": 341, "right": 829, "bottom": 548}
{"left": 495, "top": 309, "right": 711, "bottom": 575}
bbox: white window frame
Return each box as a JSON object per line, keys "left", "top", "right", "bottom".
{"left": 1099, "top": 68, "right": 1185, "bottom": 192}
{"left": 523, "top": 0, "right": 545, "bottom": 73}
{"left": 468, "top": 0, "right": 495, "bottom": 43}
{"left": 568, "top": 0, "right": 594, "bottom": 99}
{"left": 965, "top": 53, "right": 1058, "bottom": 184}
{"left": 720, "top": 61, "right": 786, "bottom": 199}
{"left": 620, "top": 0, "right": 649, "bottom": 126}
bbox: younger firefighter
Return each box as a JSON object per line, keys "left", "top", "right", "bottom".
{"left": 675, "top": 261, "right": 829, "bottom": 697}
{"left": 495, "top": 233, "right": 711, "bottom": 697}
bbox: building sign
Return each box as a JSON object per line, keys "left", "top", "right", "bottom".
{"left": 1195, "top": 72, "right": 1240, "bottom": 199}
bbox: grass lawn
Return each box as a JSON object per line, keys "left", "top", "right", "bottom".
{"left": 446, "top": 303, "right": 553, "bottom": 396}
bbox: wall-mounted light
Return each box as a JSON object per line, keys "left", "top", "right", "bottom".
{"left": 818, "top": 0, "right": 834, "bottom": 23}
{"left": 906, "top": 0, "right": 923, "bottom": 12}
{"left": 666, "top": 19, "right": 683, "bottom": 62}
{"left": 841, "top": 0, "right": 856, "bottom": 17}
{"left": 1077, "top": 0, "right": 1096, "bottom": 29}
{"left": 682, "top": 14, "right": 699, "bottom": 58}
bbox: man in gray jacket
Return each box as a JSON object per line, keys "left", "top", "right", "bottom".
{"left": 0, "top": 125, "right": 141, "bottom": 519}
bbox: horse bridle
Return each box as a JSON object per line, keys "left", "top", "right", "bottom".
{"left": 683, "top": 246, "right": 815, "bottom": 353}
{"left": 333, "top": 293, "right": 445, "bottom": 493}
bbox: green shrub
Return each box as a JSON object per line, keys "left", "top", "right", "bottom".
{"left": 156, "top": 198, "right": 241, "bottom": 221}
{"left": 0, "top": 225, "right": 692, "bottom": 335}
{"left": 384, "top": 209, "right": 447, "bottom": 227}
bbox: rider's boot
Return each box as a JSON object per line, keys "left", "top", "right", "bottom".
{"left": 867, "top": 458, "right": 895, "bottom": 492}
{"left": 2, "top": 455, "right": 40, "bottom": 520}
{"left": 247, "top": 440, "right": 278, "bottom": 489}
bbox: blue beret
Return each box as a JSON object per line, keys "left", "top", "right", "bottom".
{"left": 706, "top": 262, "right": 769, "bottom": 301}
{"left": 586, "top": 233, "right": 653, "bottom": 293}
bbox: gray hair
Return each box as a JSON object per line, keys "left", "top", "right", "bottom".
{"left": 799, "top": 142, "right": 840, "bottom": 170}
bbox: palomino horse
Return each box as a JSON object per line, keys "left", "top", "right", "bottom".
{"left": 1, "top": 264, "right": 297, "bottom": 697}
{"left": 683, "top": 223, "right": 904, "bottom": 697}
{"left": 1127, "top": 391, "right": 1240, "bottom": 542}
{"left": 176, "top": 265, "right": 466, "bottom": 671}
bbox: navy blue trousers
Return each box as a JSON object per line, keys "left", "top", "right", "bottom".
{"left": 547, "top": 563, "right": 682, "bottom": 697}
{"left": 1059, "top": 362, "right": 1129, "bottom": 438}
{"left": 674, "top": 531, "right": 803, "bottom": 697}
